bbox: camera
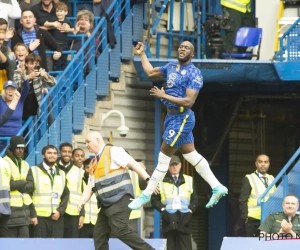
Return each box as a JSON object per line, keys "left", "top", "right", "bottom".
{"left": 117, "top": 124, "right": 130, "bottom": 137}
{"left": 203, "top": 15, "right": 231, "bottom": 58}
{"left": 34, "top": 65, "right": 41, "bottom": 71}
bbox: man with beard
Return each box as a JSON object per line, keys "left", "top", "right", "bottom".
{"left": 4, "top": 136, "right": 33, "bottom": 238}
{"left": 128, "top": 41, "right": 228, "bottom": 211}
{"left": 57, "top": 144, "right": 85, "bottom": 238}
{"left": 239, "top": 154, "right": 276, "bottom": 237}
{"left": 27, "top": 145, "right": 69, "bottom": 238}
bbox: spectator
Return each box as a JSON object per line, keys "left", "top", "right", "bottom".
{"left": 44, "top": 2, "right": 74, "bottom": 71}
{"left": 4, "top": 136, "right": 33, "bottom": 238}
{"left": 13, "top": 43, "right": 29, "bottom": 71}
{"left": 0, "top": 19, "right": 16, "bottom": 81}
{"left": 0, "top": 29, "right": 9, "bottom": 85}
{"left": 27, "top": 145, "right": 69, "bottom": 238}
{"left": 11, "top": 10, "right": 62, "bottom": 71}
{"left": 0, "top": 91, "right": 21, "bottom": 127}
{"left": 31, "top": 0, "right": 57, "bottom": 30}
{"left": 0, "top": 0, "right": 21, "bottom": 28}
{"left": 239, "top": 154, "right": 276, "bottom": 237}
{"left": 53, "top": 0, "right": 72, "bottom": 17}
{"left": 151, "top": 155, "right": 199, "bottom": 250}
{"left": 72, "top": 10, "right": 94, "bottom": 52}
{"left": 221, "top": 0, "right": 254, "bottom": 54}
{"left": 259, "top": 194, "right": 300, "bottom": 237}
{"left": 0, "top": 80, "right": 29, "bottom": 152}
{"left": 19, "top": 0, "right": 41, "bottom": 11}
{"left": 13, "top": 53, "right": 56, "bottom": 121}
{"left": 79, "top": 158, "right": 98, "bottom": 239}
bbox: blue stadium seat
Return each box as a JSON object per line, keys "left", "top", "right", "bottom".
{"left": 222, "top": 27, "right": 262, "bottom": 60}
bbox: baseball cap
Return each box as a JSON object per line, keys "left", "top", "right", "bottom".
{"left": 169, "top": 155, "right": 181, "bottom": 165}
{"left": 4, "top": 80, "right": 17, "bottom": 89}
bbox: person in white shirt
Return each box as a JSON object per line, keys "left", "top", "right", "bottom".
{"left": 0, "top": 0, "right": 21, "bottom": 28}
{"left": 78, "top": 131, "right": 155, "bottom": 250}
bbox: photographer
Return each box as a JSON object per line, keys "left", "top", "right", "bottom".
{"left": 221, "top": 0, "right": 254, "bottom": 54}
{"left": 13, "top": 54, "right": 56, "bottom": 120}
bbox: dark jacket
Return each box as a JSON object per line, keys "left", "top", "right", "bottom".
{"left": 5, "top": 147, "right": 34, "bottom": 227}
{"left": 27, "top": 162, "right": 70, "bottom": 218}
{"left": 11, "top": 26, "right": 61, "bottom": 71}
{"left": 239, "top": 176, "right": 252, "bottom": 221}
{"left": 151, "top": 171, "right": 199, "bottom": 234}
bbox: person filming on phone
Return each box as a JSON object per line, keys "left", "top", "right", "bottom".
{"left": 13, "top": 53, "right": 56, "bottom": 121}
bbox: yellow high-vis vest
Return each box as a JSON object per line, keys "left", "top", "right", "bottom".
{"left": 160, "top": 175, "right": 193, "bottom": 214}
{"left": 221, "top": 0, "right": 251, "bottom": 13}
{"left": 246, "top": 173, "right": 276, "bottom": 220}
{"left": 0, "top": 157, "right": 11, "bottom": 215}
{"left": 65, "top": 165, "right": 84, "bottom": 215}
{"left": 4, "top": 156, "right": 32, "bottom": 207}
{"left": 129, "top": 170, "right": 142, "bottom": 220}
{"left": 83, "top": 182, "right": 99, "bottom": 225}
{"left": 31, "top": 166, "right": 66, "bottom": 217}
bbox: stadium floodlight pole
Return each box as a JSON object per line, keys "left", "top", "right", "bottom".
{"left": 100, "top": 110, "right": 130, "bottom": 137}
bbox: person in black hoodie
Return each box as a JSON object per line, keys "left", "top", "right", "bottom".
{"left": 151, "top": 155, "right": 199, "bottom": 250}
{"left": 3, "top": 136, "right": 33, "bottom": 238}
{"left": 11, "top": 9, "right": 62, "bottom": 71}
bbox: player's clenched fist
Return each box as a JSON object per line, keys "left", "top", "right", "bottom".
{"left": 135, "top": 42, "right": 144, "bottom": 55}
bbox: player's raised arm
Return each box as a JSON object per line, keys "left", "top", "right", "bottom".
{"left": 136, "top": 42, "right": 164, "bottom": 78}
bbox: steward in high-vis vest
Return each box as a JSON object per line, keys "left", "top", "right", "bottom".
{"left": 27, "top": 145, "right": 69, "bottom": 238}
{"left": 57, "top": 144, "right": 85, "bottom": 238}
{"left": 239, "top": 154, "right": 276, "bottom": 237}
{"left": 78, "top": 131, "right": 155, "bottom": 250}
{"left": 151, "top": 155, "right": 199, "bottom": 250}
{"left": 4, "top": 136, "right": 33, "bottom": 238}
{"left": 0, "top": 156, "right": 11, "bottom": 238}
{"left": 220, "top": 0, "right": 255, "bottom": 54}
{"left": 79, "top": 158, "right": 98, "bottom": 238}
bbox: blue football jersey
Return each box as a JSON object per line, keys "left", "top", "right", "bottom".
{"left": 159, "top": 61, "right": 203, "bottom": 111}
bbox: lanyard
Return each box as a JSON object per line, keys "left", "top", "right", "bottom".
{"left": 95, "top": 145, "right": 106, "bottom": 164}
{"left": 172, "top": 179, "right": 180, "bottom": 196}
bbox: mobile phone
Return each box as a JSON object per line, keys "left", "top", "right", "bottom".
{"left": 133, "top": 41, "right": 138, "bottom": 47}
{"left": 34, "top": 65, "right": 41, "bottom": 70}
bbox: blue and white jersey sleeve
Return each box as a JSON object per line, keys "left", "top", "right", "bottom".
{"left": 159, "top": 62, "right": 172, "bottom": 78}
{"left": 187, "top": 67, "right": 203, "bottom": 91}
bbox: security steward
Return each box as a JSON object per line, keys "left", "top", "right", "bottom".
{"left": 151, "top": 155, "right": 199, "bottom": 250}
{"left": 79, "top": 158, "right": 98, "bottom": 238}
{"left": 239, "top": 154, "right": 276, "bottom": 237}
{"left": 4, "top": 136, "right": 33, "bottom": 237}
{"left": 58, "top": 144, "right": 85, "bottom": 238}
{"left": 259, "top": 194, "right": 300, "bottom": 237}
{"left": 0, "top": 156, "right": 11, "bottom": 237}
{"left": 27, "top": 145, "right": 69, "bottom": 238}
{"left": 78, "top": 131, "right": 155, "bottom": 250}
{"left": 221, "top": 0, "right": 255, "bottom": 54}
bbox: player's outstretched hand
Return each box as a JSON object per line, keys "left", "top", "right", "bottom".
{"left": 135, "top": 42, "right": 145, "bottom": 55}
{"left": 150, "top": 86, "right": 165, "bottom": 98}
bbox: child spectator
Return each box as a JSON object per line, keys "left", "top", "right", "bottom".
{"left": 13, "top": 54, "right": 56, "bottom": 120}
{"left": 45, "top": 2, "right": 74, "bottom": 71}
{"left": 13, "top": 43, "right": 29, "bottom": 72}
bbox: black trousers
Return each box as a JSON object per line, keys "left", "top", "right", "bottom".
{"left": 64, "top": 214, "right": 80, "bottom": 238}
{"left": 33, "top": 216, "right": 64, "bottom": 238}
{"left": 8, "top": 225, "right": 29, "bottom": 238}
{"left": 164, "top": 229, "right": 192, "bottom": 250}
{"left": 93, "top": 194, "right": 154, "bottom": 250}
{"left": 222, "top": 7, "right": 255, "bottom": 54}
{"left": 245, "top": 217, "right": 260, "bottom": 237}
{"left": 79, "top": 223, "right": 94, "bottom": 238}
{"left": 0, "top": 214, "right": 9, "bottom": 237}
